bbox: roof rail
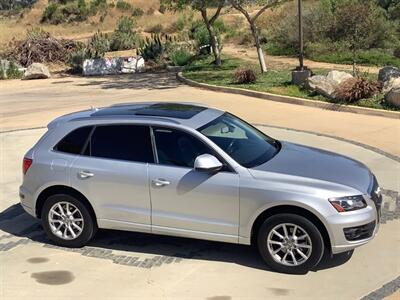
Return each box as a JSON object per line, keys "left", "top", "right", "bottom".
{"left": 110, "top": 101, "right": 209, "bottom": 108}
{"left": 69, "top": 115, "right": 181, "bottom": 124}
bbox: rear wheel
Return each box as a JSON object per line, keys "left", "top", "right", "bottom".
{"left": 257, "top": 213, "right": 324, "bottom": 274}
{"left": 41, "top": 194, "right": 97, "bottom": 247}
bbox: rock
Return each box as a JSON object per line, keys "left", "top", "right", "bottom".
{"left": 378, "top": 66, "right": 400, "bottom": 83}
{"left": 83, "top": 56, "right": 145, "bottom": 76}
{"left": 326, "top": 70, "right": 353, "bottom": 85}
{"left": 383, "top": 77, "right": 400, "bottom": 94}
{"left": 385, "top": 87, "right": 400, "bottom": 108}
{"left": 22, "top": 63, "right": 51, "bottom": 80}
{"left": 307, "top": 75, "right": 336, "bottom": 99}
{"left": 121, "top": 56, "right": 145, "bottom": 74}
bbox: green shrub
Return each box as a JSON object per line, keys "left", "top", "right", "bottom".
{"left": 86, "top": 31, "right": 110, "bottom": 58}
{"left": 139, "top": 34, "right": 172, "bottom": 61}
{"left": 131, "top": 7, "right": 144, "bottom": 16}
{"left": 169, "top": 48, "right": 192, "bottom": 66}
{"left": 159, "top": 3, "right": 166, "bottom": 14}
{"left": 0, "top": 61, "right": 23, "bottom": 80}
{"left": 116, "top": 0, "right": 131, "bottom": 11}
{"left": 41, "top": 3, "right": 60, "bottom": 23}
{"left": 68, "top": 48, "right": 87, "bottom": 73}
{"left": 109, "top": 16, "right": 141, "bottom": 51}
{"left": 41, "top": 0, "right": 90, "bottom": 24}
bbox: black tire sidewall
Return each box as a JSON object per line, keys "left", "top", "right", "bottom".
{"left": 41, "top": 194, "right": 96, "bottom": 248}
{"left": 257, "top": 213, "right": 324, "bottom": 274}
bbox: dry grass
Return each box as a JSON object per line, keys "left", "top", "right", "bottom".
{"left": 0, "top": 0, "right": 168, "bottom": 49}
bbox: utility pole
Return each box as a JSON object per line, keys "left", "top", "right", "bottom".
{"left": 291, "top": 0, "right": 311, "bottom": 86}
{"left": 298, "top": 0, "right": 304, "bottom": 70}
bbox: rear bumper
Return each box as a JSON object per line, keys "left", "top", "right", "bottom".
{"left": 19, "top": 185, "right": 36, "bottom": 217}
{"left": 327, "top": 199, "right": 379, "bottom": 254}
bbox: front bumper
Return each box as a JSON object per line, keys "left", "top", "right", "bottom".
{"left": 327, "top": 196, "right": 380, "bottom": 254}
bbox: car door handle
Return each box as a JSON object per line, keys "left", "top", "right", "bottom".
{"left": 78, "top": 170, "right": 94, "bottom": 179}
{"left": 152, "top": 179, "right": 170, "bottom": 187}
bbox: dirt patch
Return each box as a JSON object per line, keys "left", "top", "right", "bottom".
{"left": 31, "top": 270, "right": 74, "bottom": 285}
{"left": 224, "top": 44, "right": 380, "bottom": 74}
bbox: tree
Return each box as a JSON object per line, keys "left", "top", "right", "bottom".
{"left": 161, "top": 0, "right": 224, "bottom": 66}
{"left": 331, "top": 1, "right": 389, "bottom": 75}
{"left": 229, "top": 0, "right": 290, "bottom": 73}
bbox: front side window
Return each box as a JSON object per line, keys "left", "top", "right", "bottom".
{"left": 153, "top": 127, "right": 212, "bottom": 168}
{"left": 88, "top": 125, "right": 154, "bottom": 163}
{"left": 198, "top": 113, "right": 280, "bottom": 168}
{"left": 55, "top": 126, "right": 93, "bottom": 155}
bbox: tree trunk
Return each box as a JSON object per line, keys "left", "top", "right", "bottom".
{"left": 204, "top": 20, "right": 222, "bottom": 66}
{"left": 250, "top": 23, "right": 267, "bottom": 73}
{"left": 352, "top": 49, "right": 357, "bottom": 77}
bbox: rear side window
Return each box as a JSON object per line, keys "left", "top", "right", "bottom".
{"left": 89, "top": 125, "right": 154, "bottom": 163}
{"left": 55, "top": 126, "right": 93, "bottom": 155}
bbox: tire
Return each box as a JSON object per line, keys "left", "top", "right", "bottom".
{"left": 41, "top": 194, "right": 97, "bottom": 248}
{"left": 257, "top": 213, "right": 324, "bottom": 274}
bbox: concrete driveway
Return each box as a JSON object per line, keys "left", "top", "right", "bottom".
{"left": 0, "top": 72, "right": 399, "bottom": 299}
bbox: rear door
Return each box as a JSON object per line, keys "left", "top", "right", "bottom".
{"left": 69, "top": 124, "right": 154, "bottom": 232}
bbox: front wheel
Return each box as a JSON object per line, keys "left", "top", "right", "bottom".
{"left": 257, "top": 213, "right": 324, "bottom": 274}
{"left": 41, "top": 194, "right": 97, "bottom": 248}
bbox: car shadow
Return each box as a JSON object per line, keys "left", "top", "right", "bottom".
{"left": 0, "top": 203, "right": 353, "bottom": 273}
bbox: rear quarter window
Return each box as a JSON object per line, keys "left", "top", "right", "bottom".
{"left": 54, "top": 126, "right": 93, "bottom": 155}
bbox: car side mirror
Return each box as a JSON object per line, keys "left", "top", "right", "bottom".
{"left": 194, "top": 154, "right": 223, "bottom": 172}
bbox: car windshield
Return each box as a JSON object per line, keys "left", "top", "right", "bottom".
{"left": 197, "top": 113, "right": 280, "bottom": 168}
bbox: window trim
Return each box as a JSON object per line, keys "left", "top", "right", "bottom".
{"left": 149, "top": 125, "right": 235, "bottom": 173}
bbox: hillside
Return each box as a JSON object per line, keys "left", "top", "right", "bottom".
{"left": 0, "top": 0, "right": 164, "bottom": 47}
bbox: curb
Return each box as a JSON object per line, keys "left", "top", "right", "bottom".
{"left": 176, "top": 72, "right": 400, "bottom": 120}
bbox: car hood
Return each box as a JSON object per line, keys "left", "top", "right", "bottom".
{"left": 250, "top": 142, "right": 372, "bottom": 194}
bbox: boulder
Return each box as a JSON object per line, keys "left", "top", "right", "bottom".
{"left": 385, "top": 87, "right": 400, "bottom": 108}
{"left": 378, "top": 66, "right": 400, "bottom": 83}
{"left": 83, "top": 56, "right": 145, "bottom": 76}
{"left": 326, "top": 70, "right": 353, "bottom": 85}
{"left": 307, "top": 75, "right": 336, "bottom": 99}
{"left": 383, "top": 77, "right": 400, "bottom": 94}
{"left": 22, "top": 63, "right": 51, "bottom": 80}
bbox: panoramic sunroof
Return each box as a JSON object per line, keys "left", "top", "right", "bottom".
{"left": 92, "top": 103, "right": 207, "bottom": 119}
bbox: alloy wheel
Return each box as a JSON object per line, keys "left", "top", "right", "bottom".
{"left": 48, "top": 201, "right": 84, "bottom": 240}
{"left": 267, "top": 223, "right": 312, "bottom": 266}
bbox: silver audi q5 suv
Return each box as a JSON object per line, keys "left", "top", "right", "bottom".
{"left": 20, "top": 102, "right": 382, "bottom": 273}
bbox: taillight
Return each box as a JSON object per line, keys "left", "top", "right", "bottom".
{"left": 23, "top": 157, "right": 33, "bottom": 175}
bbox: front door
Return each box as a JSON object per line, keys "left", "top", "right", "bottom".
{"left": 149, "top": 127, "right": 240, "bottom": 243}
{"left": 70, "top": 124, "right": 154, "bottom": 232}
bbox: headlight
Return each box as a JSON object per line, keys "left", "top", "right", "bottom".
{"left": 329, "top": 195, "right": 367, "bottom": 212}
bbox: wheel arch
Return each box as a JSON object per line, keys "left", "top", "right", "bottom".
{"left": 36, "top": 185, "right": 97, "bottom": 224}
{"left": 250, "top": 205, "right": 332, "bottom": 251}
